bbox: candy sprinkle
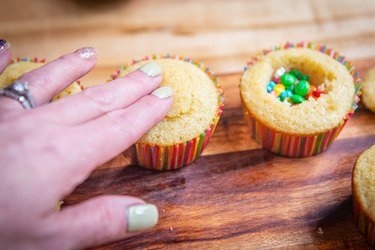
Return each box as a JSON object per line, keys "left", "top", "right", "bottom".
{"left": 266, "top": 81, "right": 276, "bottom": 93}
{"left": 279, "top": 90, "right": 293, "bottom": 101}
{"left": 313, "top": 90, "right": 323, "bottom": 98}
{"left": 274, "top": 67, "right": 287, "bottom": 78}
{"left": 274, "top": 84, "right": 285, "bottom": 96}
{"left": 305, "top": 85, "right": 316, "bottom": 99}
{"left": 266, "top": 67, "right": 325, "bottom": 105}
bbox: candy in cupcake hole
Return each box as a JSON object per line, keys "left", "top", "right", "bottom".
{"left": 266, "top": 67, "right": 327, "bottom": 106}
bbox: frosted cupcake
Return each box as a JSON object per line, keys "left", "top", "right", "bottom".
{"left": 362, "top": 66, "right": 375, "bottom": 112}
{"left": 240, "top": 42, "right": 361, "bottom": 157}
{"left": 112, "top": 55, "right": 224, "bottom": 170}
{"left": 353, "top": 144, "right": 375, "bottom": 246}
{"left": 0, "top": 58, "right": 82, "bottom": 101}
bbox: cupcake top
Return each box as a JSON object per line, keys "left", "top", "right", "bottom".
{"left": 362, "top": 66, "right": 375, "bottom": 112}
{"left": 0, "top": 60, "right": 82, "bottom": 101}
{"left": 353, "top": 144, "right": 375, "bottom": 221}
{"left": 0, "top": 61, "right": 44, "bottom": 87}
{"left": 120, "top": 58, "right": 220, "bottom": 145}
{"left": 241, "top": 48, "right": 355, "bottom": 135}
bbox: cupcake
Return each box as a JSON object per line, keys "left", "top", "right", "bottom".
{"left": 0, "top": 57, "right": 82, "bottom": 101}
{"left": 353, "top": 144, "right": 375, "bottom": 247}
{"left": 240, "top": 42, "right": 361, "bottom": 157}
{"left": 362, "top": 66, "right": 375, "bottom": 112}
{"left": 112, "top": 55, "right": 224, "bottom": 170}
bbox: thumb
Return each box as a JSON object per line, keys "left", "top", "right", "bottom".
{"left": 53, "top": 195, "right": 158, "bottom": 249}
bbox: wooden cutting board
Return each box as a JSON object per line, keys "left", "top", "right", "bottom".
{"left": 64, "top": 58, "right": 375, "bottom": 249}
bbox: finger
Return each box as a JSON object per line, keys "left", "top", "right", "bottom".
{"left": 59, "top": 90, "right": 172, "bottom": 186}
{"left": 52, "top": 196, "right": 158, "bottom": 249}
{"left": 0, "top": 39, "right": 11, "bottom": 73}
{"left": 0, "top": 47, "right": 96, "bottom": 111}
{"left": 38, "top": 62, "right": 162, "bottom": 125}
{"left": 78, "top": 90, "right": 172, "bottom": 166}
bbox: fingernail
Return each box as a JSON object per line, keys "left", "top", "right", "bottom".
{"left": 139, "top": 62, "right": 161, "bottom": 77}
{"left": 0, "top": 39, "right": 10, "bottom": 52}
{"left": 151, "top": 86, "right": 173, "bottom": 99}
{"left": 127, "top": 204, "right": 158, "bottom": 232}
{"left": 76, "top": 47, "right": 97, "bottom": 60}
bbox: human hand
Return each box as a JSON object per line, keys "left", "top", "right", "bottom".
{"left": 0, "top": 40, "right": 173, "bottom": 249}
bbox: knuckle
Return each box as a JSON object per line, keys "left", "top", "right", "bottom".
{"left": 121, "top": 70, "right": 155, "bottom": 91}
{"left": 94, "top": 200, "right": 123, "bottom": 241}
{"left": 107, "top": 112, "right": 138, "bottom": 142}
{"left": 21, "top": 71, "right": 53, "bottom": 93}
{"left": 124, "top": 71, "right": 144, "bottom": 85}
{"left": 59, "top": 55, "right": 82, "bottom": 75}
{"left": 143, "top": 95, "right": 159, "bottom": 107}
{"left": 82, "top": 87, "right": 115, "bottom": 111}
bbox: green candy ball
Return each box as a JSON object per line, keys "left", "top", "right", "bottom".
{"left": 301, "top": 75, "right": 310, "bottom": 81}
{"left": 294, "top": 80, "right": 310, "bottom": 96}
{"left": 291, "top": 94, "right": 305, "bottom": 104}
{"left": 285, "top": 85, "right": 294, "bottom": 91}
{"left": 289, "top": 69, "right": 303, "bottom": 80}
{"left": 280, "top": 73, "right": 296, "bottom": 86}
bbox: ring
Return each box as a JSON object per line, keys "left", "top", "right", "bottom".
{"left": 0, "top": 80, "right": 35, "bottom": 109}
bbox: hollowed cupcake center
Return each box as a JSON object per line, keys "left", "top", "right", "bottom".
{"left": 266, "top": 67, "right": 325, "bottom": 105}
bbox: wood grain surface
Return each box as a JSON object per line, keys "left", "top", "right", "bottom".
{"left": 1, "top": 0, "right": 375, "bottom": 249}
{"left": 64, "top": 69, "right": 375, "bottom": 249}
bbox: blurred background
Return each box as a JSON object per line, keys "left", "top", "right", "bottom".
{"left": 1, "top": 0, "right": 374, "bottom": 86}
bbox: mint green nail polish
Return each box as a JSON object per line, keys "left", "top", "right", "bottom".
{"left": 151, "top": 86, "right": 173, "bottom": 99}
{"left": 127, "top": 204, "right": 158, "bottom": 232}
{"left": 139, "top": 62, "right": 161, "bottom": 77}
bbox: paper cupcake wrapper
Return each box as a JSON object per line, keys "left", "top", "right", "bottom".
{"left": 12, "top": 57, "right": 84, "bottom": 100}
{"left": 13, "top": 57, "right": 46, "bottom": 64}
{"left": 111, "top": 54, "right": 224, "bottom": 170}
{"left": 353, "top": 193, "right": 375, "bottom": 246}
{"left": 242, "top": 41, "right": 361, "bottom": 157}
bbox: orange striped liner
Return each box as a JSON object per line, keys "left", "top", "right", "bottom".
{"left": 241, "top": 42, "right": 361, "bottom": 157}
{"left": 111, "top": 55, "right": 224, "bottom": 170}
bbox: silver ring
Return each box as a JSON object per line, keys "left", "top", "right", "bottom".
{"left": 0, "top": 80, "right": 35, "bottom": 109}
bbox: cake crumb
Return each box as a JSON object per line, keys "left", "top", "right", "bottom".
{"left": 54, "top": 200, "right": 64, "bottom": 212}
{"left": 169, "top": 227, "right": 173, "bottom": 232}
{"left": 317, "top": 227, "right": 323, "bottom": 235}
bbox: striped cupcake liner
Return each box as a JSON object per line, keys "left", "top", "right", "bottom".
{"left": 353, "top": 192, "right": 375, "bottom": 246}
{"left": 241, "top": 41, "right": 361, "bottom": 157}
{"left": 13, "top": 57, "right": 46, "bottom": 64}
{"left": 111, "top": 54, "right": 224, "bottom": 170}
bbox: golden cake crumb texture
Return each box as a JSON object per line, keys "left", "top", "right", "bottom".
{"left": 362, "top": 66, "right": 375, "bottom": 112}
{"left": 120, "top": 58, "right": 219, "bottom": 145}
{"left": 0, "top": 62, "right": 43, "bottom": 88}
{"left": 0, "top": 61, "right": 82, "bottom": 101}
{"left": 353, "top": 144, "right": 375, "bottom": 221}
